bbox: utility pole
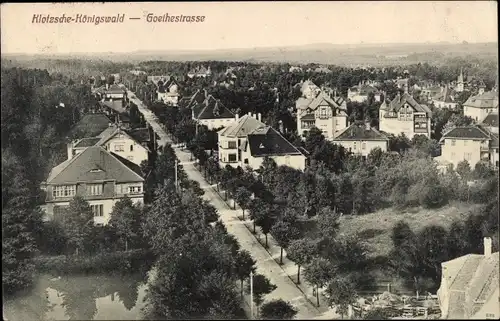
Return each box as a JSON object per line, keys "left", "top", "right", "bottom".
{"left": 250, "top": 271, "right": 254, "bottom": 319}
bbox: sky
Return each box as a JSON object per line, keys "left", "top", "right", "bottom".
{"left": 1, "top": 1, "right": 497, "bottom": 54}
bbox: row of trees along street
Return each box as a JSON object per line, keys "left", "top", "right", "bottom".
{"left": 152, "top": 95, "right": 498, "bottom": 319}
{"left": 141, "top": 143, "right": 299, "bottom": 319}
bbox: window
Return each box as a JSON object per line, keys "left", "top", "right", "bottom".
{"left": 486, "top": 313, "right": 495, "bottom": 319}
{"left": 451, "top": 140, "right": 456, "bottom": 146}
{"left": 465, "top": 153, "right": 472, "bottom": 161}
{"left": 353, "top": 142, "right": 357, "bottom": 150}
{"left": 115, "top": 184, "right": 123, "bottom": 195}
{"left": 130, "top": 145, "right": 134, "bottom": 151}
{"left": 319, "top": 107, "right": 328, "bottom": 117}
{"left": 228, "top": 141, "right": 237, "bottom": 149}
{"left": 91, "top": 204, "right": 104, "bottom": 217}
{"left": 114, "top": 144, "right": 124, "bottom": 152}
{"left": 362, "top": 142, "right": 366, "bottom": 150}
{"left": 87, "top": 184, "right": 103, "bottom": 196}
{"left": 53, "top": 185, "right": 76, "bottom": 198}
{"left": 244, "top": 159, "right": 248, "bottom": 164}
{"left": 128, "top": 185, "right": 142, "bottom": 194}
{"left": 228, "top": 154, "right": 237, "bottom": 162}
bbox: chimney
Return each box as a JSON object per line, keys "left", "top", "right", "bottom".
{"left": 257, "top": 113, "right": 262, "bottom": 122}
{"left": 106, "top": 83, "right": 109, "bottom": 90}
{"left": 67, "top": 141, "right": 74, "bottom": 160}
{"left": 484, "top": 237, "right": 492, "bottom": 257}
{"left": 365, "top": 122, "right": 371, "bottom": 131}
{"left": 235, "top": 114, "right": 239, "bottom": 121}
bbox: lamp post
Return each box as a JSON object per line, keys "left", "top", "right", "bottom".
{"left": 250, "top": 271, "right": 254, "bottom": 319}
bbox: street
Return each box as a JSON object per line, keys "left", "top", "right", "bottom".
{"left": 129, "top": 90, "right": 338, "bottom": 319}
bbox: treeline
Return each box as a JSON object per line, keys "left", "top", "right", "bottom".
{"left": 2, "top": 67, "right": 96, "bottom": 295}
{"left": 141, "top": 143, "right": 292, "bottom": 319}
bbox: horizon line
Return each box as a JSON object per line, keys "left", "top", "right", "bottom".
{"left": 2, "top": 40, "right": 498, "bottom": 56}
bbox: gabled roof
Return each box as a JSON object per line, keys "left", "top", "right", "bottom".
{"left": 218, "top": 114, "right": 265, "bottom": 138}
{"left": 480, "top": 112, "right": 499, "bottom": 128}
{"left": 246, "top": 126, "right": 304, "bottom": 157}
{"left": 193, "top": 95, "right": 235, "bottom": 120}
{"left": 432, "top": 86, "right": 456, "bottom": 103}
{"left": 184, "top": 89, "right": 207, "bottom": 109}
{"left": 464, "top": 91, "right": 499, "bottom": 109}
{"left": 70, "top": 113, "right": 113, "bottom": 139}
{"left": 441, "top": 126, "right": 491, "bottom": 140}
{"left": 127, "top": 128, "right": 151, "bottom": 143}
{"left": 99, "top": 100, "right": 127, "bottom": 114}
{"left": 300, "top": 80, "right": 319, "bottom": 93}
{"left": 46, "top": 146, "right": 144, "bottom": 184}
{"left": 380, "top": 92, "right": 432, "bottom": 115}
{"left": 442, "top": 252, "right": 499, "bottom": 319}
{"left": 73, "top": 137, "right": 101, "bottom": 148}
{"left": 333, "top": 122, "right": 389, "bottom": 141}
{"left": 297, "top": 91, "right": 346, "bottom": 112}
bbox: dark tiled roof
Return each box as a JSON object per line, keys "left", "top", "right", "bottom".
{"left": 464, "top": 91, "right": 499, "bottom": 109}
{"left": 185, "top": 89, "right": 208, "bottom": 109}
{"left": 100, "top": 100, "right": 127, "bottom": 114}
{"left": 106, "top": 84, "right": 126, "bottom": 94}
{"left": 333, "top": 122, "right": 388, "bottom": 141}
{"left": 480, "top": 112, "right": 499, "bottom": 127}
{"left": 193, "top": 95, "right": 234, "bottom": 120}
{"left": 301, "top": 113, "right": 315, "bottom": 121}
{"left": 246, "top": 126, "right": 303, "bottom": 157}
{"left": 380, "top": 92, "right": 432, "bottom": 115}
{"left": 70, "top": 113, "right": 113, "bottom": 139}
{"left": 442, "top": 126, "right": 490, "bottom": 140}
{"left": 46, "top": 146, "right": 143, "bottom": 184}
{"left": 127, "top": 128, "right": 151, "bottom": 143}
{"left": 74, "top": 137, "right": 101, "bottom": 148}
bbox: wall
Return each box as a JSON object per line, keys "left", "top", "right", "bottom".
{"left": 379, "top": 109, "right": 430, "bottom": 139}
{"left": 104, "top": 135, "right": 149, "bottom": 166}
{"left": 218, "top": 136, "right": 241, "bottom": 168}
{"left": 464, "top": 106, "right": 496, "bottom": 123}
{"left": 433, "top": 100, "right": 457, "bottom": 110}
{"left": 241, "top": 151, "right": 306, "bottom": 171}
{"left": 441, "top": 138, "right": 482, "bottom": 169}
{"left": 332, "top": 139, "right": 388, "bottom": 156}
{"left": 473, "top": 287, "right": 499, "bottom": 320}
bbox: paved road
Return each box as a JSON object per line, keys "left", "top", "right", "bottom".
{"left": 129, "top": 91, "right": 335, "bottom": 319}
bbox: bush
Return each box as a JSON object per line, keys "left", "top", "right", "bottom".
{"left": 33, "top": 249, "right": 156, "bottom": 275}
{"left": 35, "top": 221, "right": 68, "bottom": 255}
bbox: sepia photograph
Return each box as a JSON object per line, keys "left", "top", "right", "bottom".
{"left": 1, "top": 1, "right": 498, "bottom": 320}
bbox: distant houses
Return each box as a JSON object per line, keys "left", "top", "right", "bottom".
{"left": 191, "top": 95, "right": 236, "bottom": 130}
{"left": 463, "top": 90, "right": 499, "bottom": 122}
{"left": 157, "top": 76, "right": 180, "bottom": 106}
{"left": 187, "top": 66, "right": 212, "bottom": 78}
{"left": 347, "top": 82, "right": 381, "bottom": 103}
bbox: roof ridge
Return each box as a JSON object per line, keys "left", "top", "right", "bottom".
{"left": 47, "top": 145, "right": 102, "bottom": 183}
{"left": 108, "top": 151, "right": 144, "bottom": 181}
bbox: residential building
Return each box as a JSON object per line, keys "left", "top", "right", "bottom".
{"left": 437, "top": 237, "right": 499, "bottom": 320}
{"left": 347, "top": 83, "right": 381, "bottom": 103}
{"left": 438, "top": 125, "right": 499, "bottom": 169}
{"left": 332, "top": 122, "right": 389, "bottom": 156}
{"left": 379, "top": 92, "right": 432, "bottom": 139}
{"left": 110, "top": 74, "right": 121, "bottom": 84}
{"left": 41, "top": 146, "right": 144, "bottom": 225}
{"left": 296, "top": 80, "right": 321, "bottom": 99}
{"left": 314, "top": 66, "right": 332, "bottom": 74}
{"left": 157, "top": 77, "right": 179, "bottom": 106}
{"left": 179, "top": 88, "right": 208, "bottom": 109}
{"left": 296, "top": 91, "right": 348, "bottom": 140}
{"left": 129, "top": 70, "right": 146, "bottom": 76}
{"left": 463, "top": 91, "right": 499, "bottom": 122}
{"left": 395, "top": 78, "right": 409, "bottom": 93}
{"left": 421, "top": 86, "right": 443, "bottom": 101}
{"left": 69, "top": 113, "right": 114, "bottom": 139}
{"left": 479, "top": 112, "right": 499, "bottom": 134}
{"left": 432, "top": 86, "right": 458, "bottom": 109}
{"left": 240, "top": 126, "right": 306, "bottom": 171}
{"left": 218, "top": 113, "right": 306, "bottom": 171}
{"left": 147, "top": 75, "right": 169, "bottom": 86}
{"left": 192, "top": 95, "right": 236, "bottom": 130}
{"left": 67, "top": 124, "right": 150, "bottom": 166}
{"left": 187, "top": 66, "right": 211, "bottom": 78}
{"left": 289, "top": 66, "right": 303, "bottom": 73}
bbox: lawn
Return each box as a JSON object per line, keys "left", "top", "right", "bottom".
{"left": 338, "top": 201, "right": 482, "bottom": 259}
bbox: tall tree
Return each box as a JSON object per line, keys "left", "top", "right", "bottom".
{"left": 108, "top": 196, "right": 142, "bottom": 251}
{"left": 260, "top": 299, "right": 298, "bottom": 320}
{"left": 324, "top": 277, "right": 357, "bottom": 319}
{"left": 304, "top": 257, "right": 335, "bottom": 307}
{"left": 234, "top": 250, "right": 257, "bottom": 299}
{"left": 60, "top": 196, "right": 94, "bottom": 255}
{"left": 271, "top": 219, "right": 301, "bottom": 264}
{"left": 287, "top": 238, "right": 319, "bottom": 284}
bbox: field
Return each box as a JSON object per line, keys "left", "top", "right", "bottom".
{"left": 338, "top": 201, "right": 482, "bottom": 258}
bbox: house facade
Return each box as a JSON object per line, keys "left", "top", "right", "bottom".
{"left": 41, "top": 146, "right": 144, "bottom": 225}
{"left": 463, "top": 91, "right": 499, "bottom": 122}
{"left": 379, "top": 92, "right": 432, "bottom": 139}
{"left": 332, "top": 122, "right": 389, "bottom": 156}
{"left": 479, "top": 112, "right": 499, "bottom": 134}
{"left": 67, "top": 125, "right": 150, "bottom": 166}
{"left": 240, "top": 126, "right": 306, "bottom": 171}
{"left": 187, "top": 66, "right": 212, "bottom": 78}
{"left": 431, "top": 86, "right": 457, "bottom": 109}
{"left": 157, "top": 77, "right": 179, "bottom": 106}
{"left": 437, "top": 237, "right": 499, "bottom": 320}
{"left": 105, "top": 84, "right": 127, "bottom": 100}
{"left": 438, "top": 125, "right": 499, "bottom": 169}
{"left": 296, "top": 91, "right": 348, "bottom": 140}
{"left": 192, "top": 95, "right": 236, "bottom": 130}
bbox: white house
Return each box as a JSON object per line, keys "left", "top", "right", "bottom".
{"left": 67, "top": 124, "right": 150, "bottom": 166}
{"left": 347, "top": 83, "right": 381, "bottom": 103}
{"left": 432, "top": 86, "right": 457, "bottom": 109}
{"left": 157, "top": 77, "right": 180, "bottom": 106}
{"left": 463, "top": 91, "right": 499, "bottom": 123}
{"left": 332, "top": 122, "right": 389, "bottom": 156}
{"left": 379, "top": 92, "right": 432, "bottom": 139}
{"left": 437, "top": 237, "right": 499, "bottom": 320}
{"left": 296, "top": 91, "right": 348, "bottom": 140}
{"left": 41, "top": 146, "right": 144, "bottom": 226}
{"left": 192, "top": 95, "right": 236, "bottom": 130}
